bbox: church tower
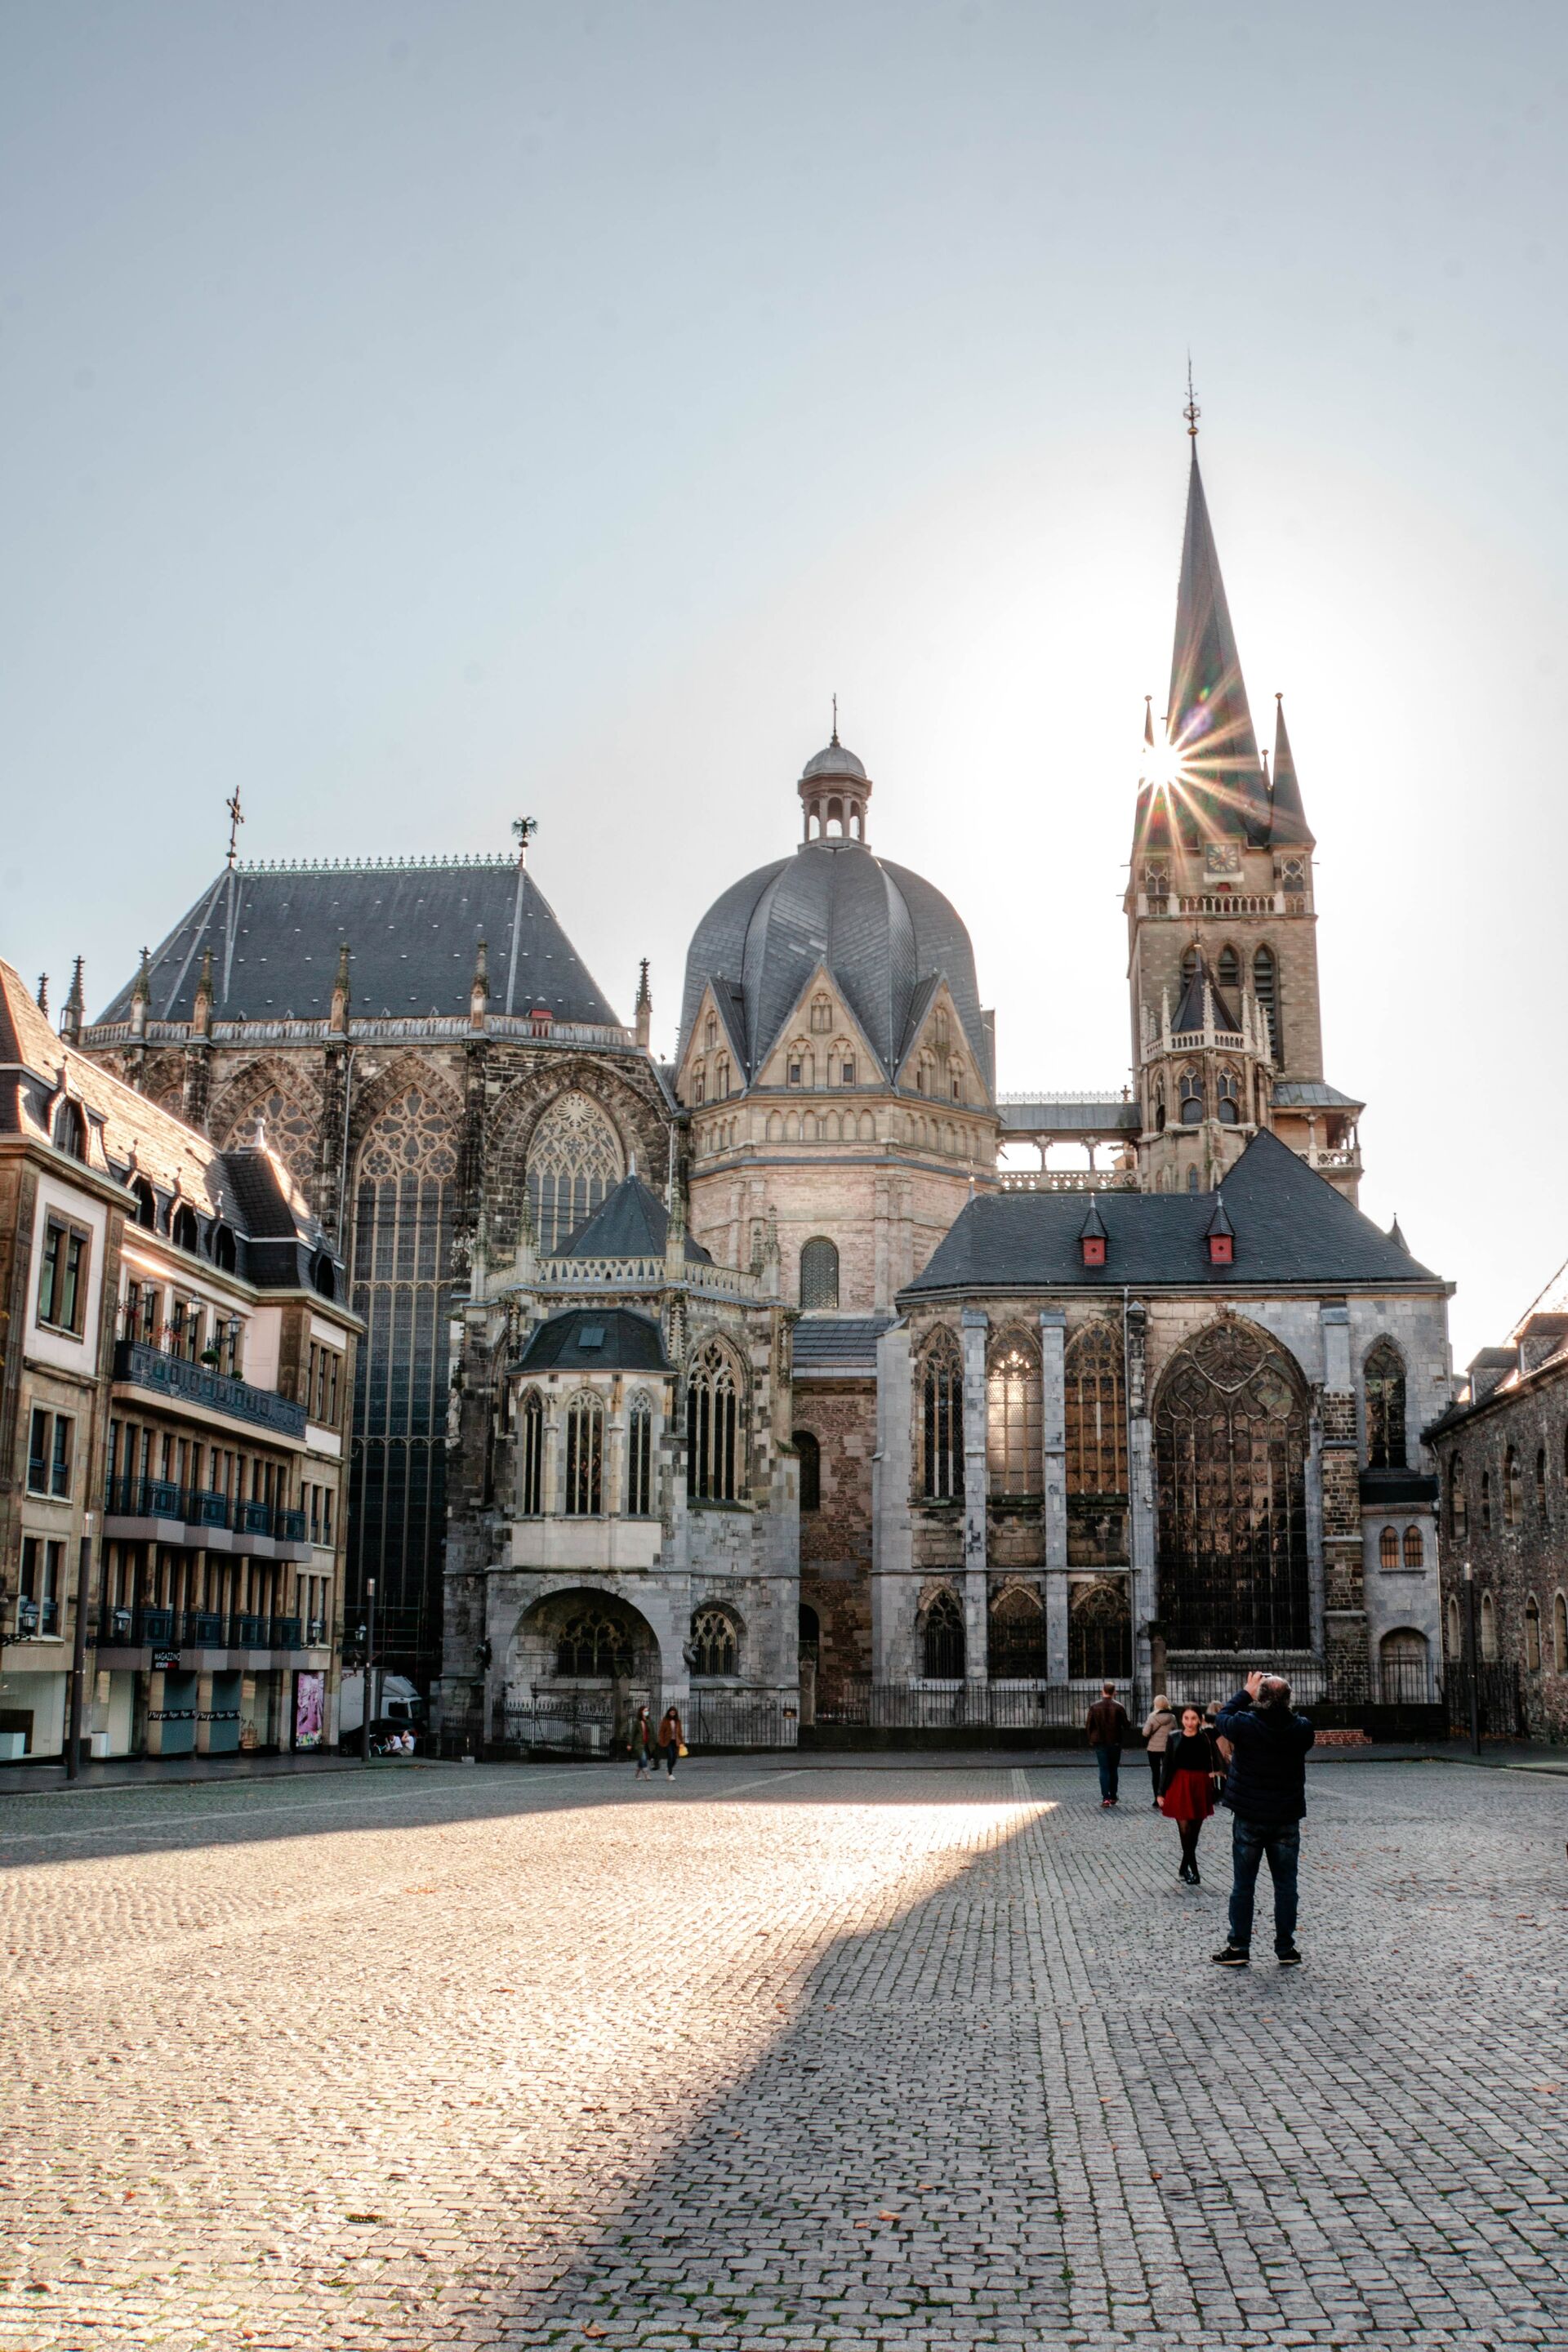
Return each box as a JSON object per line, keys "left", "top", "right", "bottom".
{"left": 1126, "top": 408, "right": 1363, "bottom": 1200}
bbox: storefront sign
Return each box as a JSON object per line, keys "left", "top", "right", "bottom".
{"left": 152, "top": 1648, "right": 180, "bottom": 1671}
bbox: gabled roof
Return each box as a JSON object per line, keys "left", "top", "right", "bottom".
{"left": 1272, "top": 1080, "right": 1363, "bottom": 1111}
{"left": 792, "top": 1316, "right": 894, "bottom": 1377}
{"left": 1171, "top": 952, "right": 1240, "bottom": 1036}
{"left": 902, "top": 1129, "right": 1446, "bottom": 1297}
{"left": 95, "top": 858, "right": 622, "bottom": 1027}
{"left": 552, "top": 1173, "right": 713, "bottom": 1264}
{"left": 515, "top": 1307, "right": 671, "bottom": 1373}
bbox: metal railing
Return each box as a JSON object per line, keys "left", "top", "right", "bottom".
{"left": 111, "top": 1340, "right": 306, "bottom": 1439}
{"left": 103, "top": 1476, "right": 309, "bottom": 1544}
{"left": 98, "top": 1605, "right": 310, "bottom": 1652}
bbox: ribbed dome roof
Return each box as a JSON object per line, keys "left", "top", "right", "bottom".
{"left": 679, "top": 836, "right": 990, "bottom": 1093}
{"left": 800, "top": 736, "right": 867, "bottom": 783}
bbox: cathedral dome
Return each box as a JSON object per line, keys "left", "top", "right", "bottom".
{"left": 800, "top": 737, "right": 867, "bottom": 783}
{"left": 679, "top": 740, "right": 991, "bottom": 1095}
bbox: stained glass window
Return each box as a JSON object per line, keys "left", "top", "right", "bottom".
{"left": 1364, "top": 1339, "right": 1407, "bottom": 1469}
{"left": 987, "top": 1335, "right": 1040, "bottom": 1496}
{"left": 687, "top": 1340, "right": 742, "bottom": 1501}
{"left": 627, "top": 1392, "right": 654, "bottom": 1516}
{"left": 920, "top": 1331, "right": 964, "bottom": 1502}
{"left": 921, "top": 1588, "right": 964, "bottom": 1677}
{"left": 526, "top": 1090, "right": 625, "bottom": 1252}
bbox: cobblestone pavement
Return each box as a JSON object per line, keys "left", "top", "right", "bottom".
{"left": 1, "top": 1756, "right": 1566, "bottom": 2351}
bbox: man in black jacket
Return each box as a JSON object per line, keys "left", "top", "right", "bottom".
{"left": 1085, "top": 1682, "right": 1131, "bottom": 1809}
{"left": 1209, "top": 1671, "right": 1315, "bottom": 1968}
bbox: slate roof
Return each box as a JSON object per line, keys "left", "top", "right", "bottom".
{"left": 1166, "top": 450, "right": 1268, "bottom": 844}
{"left": 94, "top": 858, "right": 622, "bottom": 1027}
{"left": 1272, "top": 1080, "right": 1363, "bottom": 1111}
{"left": 1269, "top": 695, "right": 1314, "bottom": 848}
{"left": 902, "top": 1129, "right": 1446, "bottom": 1298}
{"left": 0, "top": 958, "right": 345, "bottom": 1294}
{"left": 792, "top": 1316, "right": 894, "bottom": 1377}
{"left": 680, "top": 835, "right": 990, "bottom": 1091}
{"left": 515, "top": 1307, "right": 671, "bottom": 1374}
{"left": 553, "top": 1173, "right": 714, "bottom": 1264}
{"left": 1171, "top": 952, "right": 1240, "bottom": 1035}
{"left": 1000, "top": 1099, "right": 1140, "bottom": 1134}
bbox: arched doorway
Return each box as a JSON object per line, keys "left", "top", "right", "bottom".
{"left": 1153, "top": 1318, "right": 1312, "bottom": 1652}
{"left": 509, "top": 1588, "right": 662, "bottom": 1754}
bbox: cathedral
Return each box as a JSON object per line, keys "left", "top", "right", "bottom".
{"left": 78, "top": 428, "right": 1454, "bottom": 1741}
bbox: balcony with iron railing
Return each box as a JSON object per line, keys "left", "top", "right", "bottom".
{"left": 110, "top": 1339, "right": 307, "bottom": 1440}
{"left": 97, "top": 1604, "right": 310, "bottom": 1652}
{"left": 103, "top": 1475, "right": 309, "bottom": 1546}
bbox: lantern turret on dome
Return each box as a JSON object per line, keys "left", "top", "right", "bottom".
{"left": 799, "top": 727, "right": 871, "bottom": 844}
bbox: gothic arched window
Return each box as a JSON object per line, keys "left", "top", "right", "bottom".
{"left": 1066, "top": 1322, "right": 1126, "bottom": 1495}
{"left": 800, "top": 1237, "right": 840, "bottom": 1311}
{"left": 352, "top": 1085, "right": 461, "bottom": 1656}
{"left": 1216, "top": 1068, "right": 1241, "bottom": 1125}
{"left": 526, "top": 1091, "right": 626, "bottom": 1254}
{"left": 1504, "top": 1448, "right": 1522, "bottom": 1528}
{"left": 1154, "top": 1319, "right": 1311, "bottom": 1650}
{"left": 1364, "top": 1339, "right": 1408, "bottom": 1469}
{"left": 555, "top": 1602, "right": 633, "bottom": 1677}
{"left": 1525, "top": 1594, "right": 1541, "bottom": 1672}
{"left": 627, "top": 1391, "right": 653, "bottom": 1516}
{"left": 687, "top": 1339, "right": 742, "bottom": 1502}
{"left": 1178, "top": 1070, "right": 1204, "bottom": 1124}
{"left": 1216, "top": 944, "right": 1241, "bottom": 996}
{"left": 1449, "top": 1455, "right": 1467, "bottom": 1541}
{"left": 220, "top": 1083, "right": 318, "bottom": 1202}
{"left": 1380, "top": 1627, "right": 1429, "bottom": 1700}
{"left": 920, "top": 1330, "right": 964, "bottom": 1501}
{"left": 1446, "top": 1596, "right": 1463, "bottom": 1660}
{"left": 987, "top": 1334, "right": 1041, "bottom": 1496}
{"left": 564, "top": 1392, "right": 604, "bottom": 1516}
{"left": 1403, "top": 1524, "right": 1423, "bottom": 1568}
{"left": 690, "top": 1605, "right": 739, "bottom": 1676}
{"left": 519, "top": 1389, "right": 545, "bottom": 1515}
{"left": 921, "top": 1588, "right": 964, "bottom": 1678}
{"left": 1556, "top": 1590, "right": 1568, "bottom": 1673}
{"left": 988, "top": 1583, "right": 1046, "bottom": 1678}
{"left": 1253, "top": 946, "right": 1280, "bottom": 1058}
{"left": 1068, "top": 1579, "right": 1132, "bottom": 1679}
{"left": 1480, "top": 1590, "right": 1498, "bottom": 1661}
{"left": 1379, "top": 1526, "right": 1400, "bottom": 1571}
{"left": 810, "top": 995, "right": 833, "bottom": 1034}
{"left": 793, "top": 1429, "right": 821, "bottom": 1512}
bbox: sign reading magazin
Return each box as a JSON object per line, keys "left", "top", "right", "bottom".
{"left": 293, "top": 1671, "right": 326, "bottom": 1749}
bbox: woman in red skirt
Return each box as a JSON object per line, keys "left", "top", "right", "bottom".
{"left": 1160, "top": 1704, "right": 1224, "bottom": 1883}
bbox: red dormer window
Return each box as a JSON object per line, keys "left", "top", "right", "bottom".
{"left": 1081, "top": 1235, "right": 1106, "bottom": 1267}
{"left": 1208, "top": 1231, "right": 1233, "bottom": 1266}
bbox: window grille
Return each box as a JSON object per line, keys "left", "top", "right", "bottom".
{"left": 1364, "top": 1339, "right": 1407, "bottom": 1469}
{"left": 519, "top": 1390, "right": 545, "bottom": 1514}
{"left": 1068, "top": 1579, "right": 1131, "bottom": 1678}
{"left": 1402, "top": 1524, "right": 1423, "bottom": 1568}
{"left": 1216, "top": 944, "right": 1241, "bottom": 995}
{"left": 687, "top": 1341, "right": 742, "bottom": 1502}
{"left": 524, "top": 1090, "right": 625, "bottom": 1253}
{"left": 690, "top": 1606, "right": 739, "bottom": 1675}
{"left": 987, "top": 1336, "right": 1040, "bottom": 1496}
{"left": 800, "top": 1237, "right": 840, "bottom": 1310}
{"left": 564, "top": 1394, "right": 604, "bottom": 1516}
{"left": 1379, "top": 1526, "right": 1400, "bottom": 1570}
{"left": 627, "top": 1392, "right": 653, "bottom": 1515}
{"left": 1154, "top": 1319, "right": 1311, "bottom": 1650}
{"left": 1379, "top": 1628, "right": 1430, "bottom": 1701}
{"left": 987, "top": 1584, "right": 1046, "bottom": 1677}
{"left": 921, "top": 1588, "right": 964, "bottom": 1677}
{"left": 920, "top": 1332, "right": 964, "bottom": 1501}
{"left": 1065, "top": 1321, "right": 1126, "bottom": 1494}
{"left": 555, "top": 1602, "right": 634, "bottom": 1677}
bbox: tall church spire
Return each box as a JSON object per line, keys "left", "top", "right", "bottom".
{"left": 1167, "top": 447, "right": 1268, "bottom": 844}
{"left": 1267, "top": 693, "right": 1314, "bottom": 848}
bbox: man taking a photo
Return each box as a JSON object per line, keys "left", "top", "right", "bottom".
{"left": 1209, "top": 1670, "right": 1315, "bottom": 1968}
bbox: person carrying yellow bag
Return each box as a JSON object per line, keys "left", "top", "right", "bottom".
{"left": 657, "top": 1704, "right": 685, "bottom": 1779}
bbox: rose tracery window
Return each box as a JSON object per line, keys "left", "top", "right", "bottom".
{"left": 526, "top": 1090, "right": 626, "bottom": 1254}
{"left": 921, "top": 1587, "right": 964, "bottom": 1678}
{"left": 690, "top": 1605, "right": 739, "bottom": 1676}
{"left": 987, "top": 1334, "right": 1040, "bottom": 1496}
{"left": 1068, "top": 1579, "right": 1132, "bottom": 1680}
{"left": 987, "top": 1583, "right": 1045, "bottom": 1678}
{"left": 220, "top": 1085, "right": 319, "bottom": 1201}
{"left": 1154, "top": 1318, "right": 1311, "bottom": 1651}
{"left": 555, "top": 1603, "right": 635, "bottom": 1678}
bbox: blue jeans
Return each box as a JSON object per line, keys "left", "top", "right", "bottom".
{"left": 1094, "top": 1745, "right": 1121, "bottom": 1802}
{"left": 1227, "top": 1817, "right": 1300, "bottom": 1953}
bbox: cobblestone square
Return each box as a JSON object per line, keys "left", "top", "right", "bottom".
{"left": 1, "top": 1755, "right": 1566, "bottom": 2351}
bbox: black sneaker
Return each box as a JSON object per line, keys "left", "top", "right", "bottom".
{"left": 1210, "top": 1944, "right": 1250, "bottom": 1967}
{"left": 1276, "top": 1947, "right": 1303, "bottom": 1967}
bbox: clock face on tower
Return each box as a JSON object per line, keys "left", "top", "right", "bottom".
{"left": 1205, "top": 843, "right": 1242, "bottom": 879}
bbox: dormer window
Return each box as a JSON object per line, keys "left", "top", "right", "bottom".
{"left": 1208, "top": 1229, "right": 1233, "bottom": 1265}
{"left": 52, "top": 1101, "right": 87, "bottom": 1162}
{"left": 1082, "top": 1234, "right": 1106, "bottom": 1267}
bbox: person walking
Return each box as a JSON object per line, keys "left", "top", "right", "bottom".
{"left": 657, "top": 1704, "right": 684, "bottom": 1780}
{"left": 1085, "top": 1682, "right": 1131, "bottom": 1808}
{"left": 1141, "top": 1694, "right": 1178, "bottom": 1808}
{"left": 630, "top": 1704, "right": 654, "bottom": 1780}
{"left": 1160, "top": 1704, "right": 1223, "bottom": 1882}
{"left": 1209, "top": 1671, "right": 1316, "bottom": 1968}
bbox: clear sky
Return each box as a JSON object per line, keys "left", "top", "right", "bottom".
{"left": 4, "top": 0, "right": 1565, "bottom": 1365}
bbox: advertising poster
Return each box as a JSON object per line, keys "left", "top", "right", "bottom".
{"left": 293, "top": 1670, "right": 326, "bottom": 1749}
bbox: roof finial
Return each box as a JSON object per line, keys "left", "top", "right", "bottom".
{"left": 831, "top": 692, "right": 839, "bottom": 746}
{"left": 225, "top": 787, "right": 244, "bottom": 866}
{"left": 1183, "top": 356, "right": 1200, "bottom": 440}
{"left": 512, "top": 815, "right": 537, "bottom": 869}
{"left": 36, "top": 973, "right": 48, "bottom": 1016}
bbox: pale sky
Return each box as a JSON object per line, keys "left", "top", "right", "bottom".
{"left": 4, "top": 0, "right": 1565, "bottom": 1368}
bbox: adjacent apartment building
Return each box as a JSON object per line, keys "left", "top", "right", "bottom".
{"left": 1, "top": 960, "right": 358, "bottom": 1762}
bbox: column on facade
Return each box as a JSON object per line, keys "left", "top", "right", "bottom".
{"left": 960, "top": 1310, "right": 988, "bottom": 1692}
{"left": 1038, "top": 1310, "right": 1069, "bottom": 1682}
{"left": 1318, "top": 1302, "right": 1365, "bottom": 1677}
{"left": 606, "top": 1379, "right": 625, "bottom": 1519}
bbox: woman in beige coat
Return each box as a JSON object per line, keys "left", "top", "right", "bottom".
{"left": 1141, "top": 1695, "right": 1178, "bottom": 1809}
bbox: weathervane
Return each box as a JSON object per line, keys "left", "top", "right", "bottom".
{"left": 512, "top": 816, "right": 538, "bottom": 868}
{"left": 831, "top": 692, "right": 839, "bottom": 745}
{"left": 225, "top": 787, "right": 244, "bottom": 866}
{"left": 1183, "top": 358, "right": 1200, "bottom": 440}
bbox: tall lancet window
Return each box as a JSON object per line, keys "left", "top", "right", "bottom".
{"left": 526, "top": 1091, "right": 625, "bottom": 1253}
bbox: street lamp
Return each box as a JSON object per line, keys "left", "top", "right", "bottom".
{"left": 359, "top": 1577, "right": 376, "bottom": 1763}
{"left": 1463, "top": 1559, "right": 1480, "bottom": 1757}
